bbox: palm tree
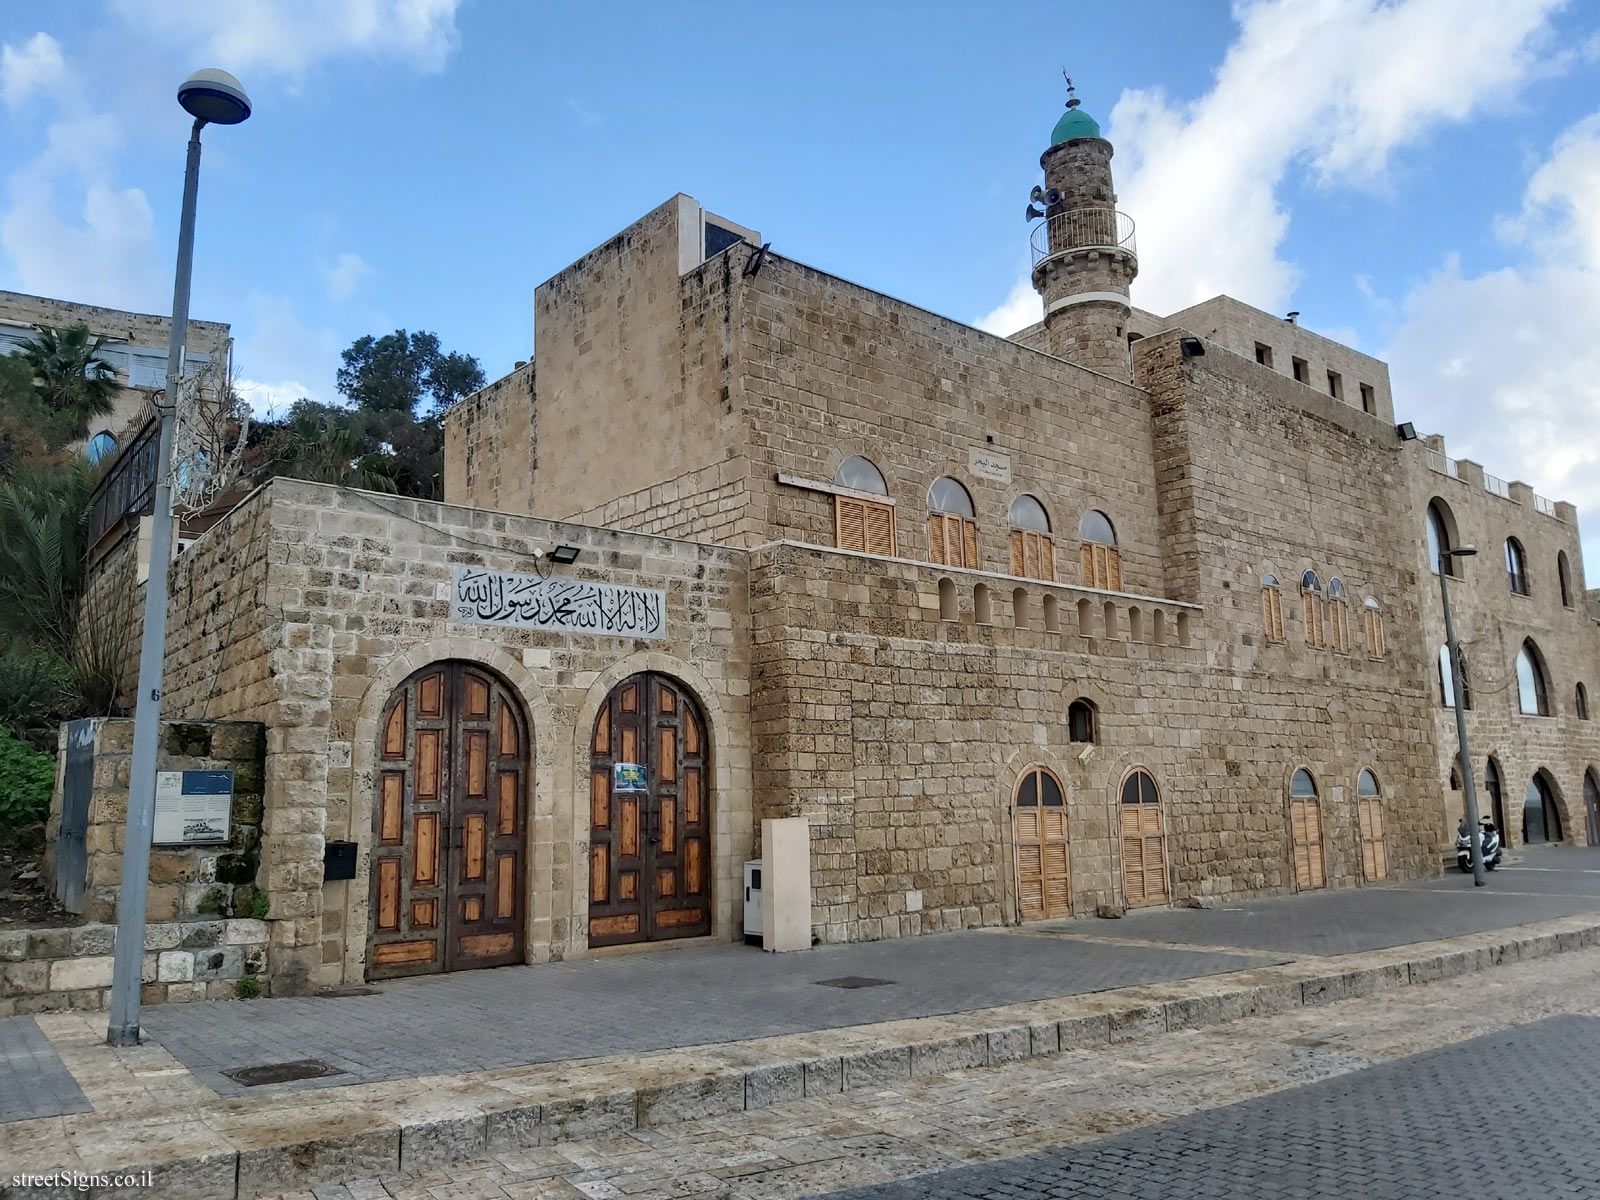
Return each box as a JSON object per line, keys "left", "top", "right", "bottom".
{"left": 23, "top": 324, "right": 118, "bottom": 442}
{"left": 280, "top": 412, "right": 398, "bottom": 493}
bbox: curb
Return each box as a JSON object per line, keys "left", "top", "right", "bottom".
{"left": 6, "top": 916, "right": 1600, "bottom": 1199}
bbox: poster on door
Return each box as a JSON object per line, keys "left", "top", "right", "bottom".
{"left": 612, "top": 762, "right": 649, "bottom": 793}
{"left": 152, "top": 770, "right": 234, "bottom": 845}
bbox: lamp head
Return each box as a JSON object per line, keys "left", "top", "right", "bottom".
{"left": 1450, "top": 546, "right": 1479, "bottom": 558}
{"left": 549, "top": 545, "right": 582, "bottom": 565}
{"left": 178, "top": 69, "right": 251, "bottom": 125}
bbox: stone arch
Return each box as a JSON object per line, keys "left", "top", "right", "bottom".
{"left": 569, "top": 651, "right": 738, "bottom": 952}
{"left": 343, "top": 638, "right": 552, "bottom": 984}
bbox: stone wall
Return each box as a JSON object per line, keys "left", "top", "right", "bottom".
{"left": 44, "top": 718, "right": 266, "bottom": 925}
{"left": 1404, "top": 440, "right": 1600, "bottom": 848}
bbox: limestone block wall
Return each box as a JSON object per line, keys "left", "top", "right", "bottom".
{"left": 43, "top": 718, "right": 266, "bottom": 926}
{"left": 443, "top": 362, "right": 536, "bottom": 514}
{"left": 157, "top": 478, "right": 753, "bottom": 991}
{"left": 737, "top": 253, "right": 1167, "bottom": 592}
{"left": 1405, "top": 444, "right": 1600, "bottom": 846}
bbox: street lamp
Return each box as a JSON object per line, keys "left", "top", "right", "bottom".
{"left": 107, "top": 70, "right": 251, "bottom": 1048}
{"left": 1438, "top": 543, "right": 1487, "bottom": 887}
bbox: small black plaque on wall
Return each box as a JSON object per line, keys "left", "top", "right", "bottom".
{"left": 323, "top": 841, "right": 358, "bottom": 881}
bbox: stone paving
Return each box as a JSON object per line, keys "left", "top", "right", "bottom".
{"left": 271, "top": 937, "right": 1600, "bottom": 1200}
{"left": 0, "top": 1015, "right": 88, "bottom": 1124}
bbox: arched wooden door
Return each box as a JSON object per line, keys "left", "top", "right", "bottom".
{"left": 1120, "top": 769, "right": 1169, "bottom": 907}
{"left": 1289, "top": 768, "right": 1326, "bottom": 890}
{"left": 369, "top": 662, "right": 528, "bottom": 979}
{"left": 1585, "top": 770, "right": 1600, "bottom": 847}
{"left": 589, "top": 674, "right": 711, "bottom": 947}
{"left": 1013, "top": 766, "right": 1069, "bottom": 921}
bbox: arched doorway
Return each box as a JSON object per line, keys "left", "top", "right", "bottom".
{"left": 369, "top": 661, "right": 529, "bottom": 979}
{"left": 1485, "top": 758, "right": 1508, "bottom": 839}
{"left": 589, "top": 673, "right": 712, "bottom": 946}
{"left": 1524, "top": 771, "right": 1564, "bottom": 844}
{"left": 1586, "top": 769, "right": 1600, "bottom": 847}
{"left": 1355, "top": 769, "right": 1387, "bottom": 881}
{"left": 1013, "top": 765, "right": 1069, "bottom": 921}
{"left": 1289, "top": 768, "right": 1326, "bottom": 890}
{"left": 1120, "top": 768, "right": 1169, "bottom": 907}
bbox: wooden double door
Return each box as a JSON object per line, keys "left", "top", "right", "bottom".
{"left": 369, "top": 662, "right": 528, "bottom": 979}
{"left": 1290, "top": 799, "right": 1327, "bottom": 889}
{"left": 1120, "top": 769, "right": 1169, "bottom": 907}
{"left": 1014, "top": 766, "right": 1070, "bottom": 921}
{"left": 589, "top": 673, "right": 712, "bottom": 946}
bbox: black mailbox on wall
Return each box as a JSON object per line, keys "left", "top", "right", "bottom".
{"left": 323, "top": 840, "right": 358, "bottom": 881}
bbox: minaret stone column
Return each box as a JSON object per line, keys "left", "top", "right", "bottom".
{"left": 1029, "top": 93, "right": 1138, "bottom": 379}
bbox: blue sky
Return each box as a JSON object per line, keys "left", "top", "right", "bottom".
{"left": 3, "top": 1, "right": 1600, "bottom": 557}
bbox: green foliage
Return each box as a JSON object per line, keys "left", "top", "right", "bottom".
{"left": 21, "top": 324, "right": 118, "bottom": 441}
{"left": 234, "top": 974, "right": 262, "bottom": 1000}
{"left": 249, "top": 892, "right": 269, "bottom": 920}
{"left": 0, "top": 644, "right": 72, "bottom": 734}
{"left": 0, "top": 726, "right": 56, "bottom": 842}
{"left": 335, "top": 329, "right": 484, "bottom": 416}
{"left": 0, "top": 462, "right": 93, "bottom": 655}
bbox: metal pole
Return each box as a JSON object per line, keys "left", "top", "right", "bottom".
{"left": 107, "top": 118, "right": 206, "bottom": 1047}
{"left": 1439, "top": 557, "right": 1487, "bottom": 887}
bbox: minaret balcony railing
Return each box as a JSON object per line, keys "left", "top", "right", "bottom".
{"left": 1029, "top": 209, "right": 1137, "bottom": 266}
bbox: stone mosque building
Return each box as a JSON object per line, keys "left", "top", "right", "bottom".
{"left": 63, "top": 90, "right": 1600, "bottom": 996}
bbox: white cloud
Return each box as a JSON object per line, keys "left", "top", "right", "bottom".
{"left": 109, "top": 0, "right": 463, "bottom": 78}
{"left": 324, "top": 251, "right": 373, "bottom": 302}
{"left": 0, "top": 114, "right": 162, "bottom": 311}
{"left": 979, "top": 0, "right": 1566, "bottom": 332}
{"left": 0, "top": 32, "right": 65, "bottom": 107}
{"left": 976, "top": 278, "right": 1040, "bottom": 336}
{"left": 1385, "top": 112, "right": 1600, "bottom": 567}
{"left": 232, "top": 292, "right": 343, "bottom": 417}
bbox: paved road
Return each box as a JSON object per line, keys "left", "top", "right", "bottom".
{"left": 820, "top": 1015, "right": 1600, "bottom": 1199}
{"left": 0, "top": 1015, "right": 88, "bottom": 1124}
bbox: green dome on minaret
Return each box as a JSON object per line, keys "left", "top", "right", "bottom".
{"left": 1049, "top": 104, "right": 1101, "bottom": 146}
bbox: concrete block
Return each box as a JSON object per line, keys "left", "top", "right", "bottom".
{"left": 69, "top": 925, "right": 115, "bottom": 956}
{"left": 1163, "top": 992, "right": 1224, "bottom": 1031}
{"left": 0, "top": 930, "right": 27, "bottom": 961}
{"left": 235, "top": 1124, "right": 397, "bottom": 1199}
{"left": 1108, "top": 1004, "right": 1165, "bottom": 1043}
{"left": 398, "top": 1114, "right": 486, "bottom": 1171}
{"left": 158, "top": 951, "right": 196, "bottom": 983}
{"left": 1057, "top": 1012, "right": 1110, "bottom": 1050}
{"left": 224, "top": 919, "right": 270, "bottom": 946}
{"left": 48, "top": 955, "right": 114, "bottom": 991}
{"left": 910, "top": 1033, "right": 987, "bottom": 1077}
{"left": 803, "top": 1056, "right": 843, "bottom": 1096}
{"left": 539, "top": 1091, "right": 635, "bottom": 1140}
{"left": 1029, "top": 1020, "right": 1062, "bottom": 1056}
{"left": 745, "top": 1061, "right": 804, "bottom": 1109}
{"left": 988, "top": 1025, "right": 1032, "bottom": 1064}
{"left": 636, "top": 1071, "right": 745, "bottom": 1126}
{"left": 484, "top": 1100, "right": 545, "bottom": 1152}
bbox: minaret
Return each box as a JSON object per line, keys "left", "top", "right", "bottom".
{"left": 1028, "top": 79, "right": 1138, "bottom": 378}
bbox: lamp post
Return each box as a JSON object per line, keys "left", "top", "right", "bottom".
{"left": 1438, "top": 544, "right": 1487, "bottom": 888}
{"left": 107, "top": 70, "right": 252, "bottom": 1048}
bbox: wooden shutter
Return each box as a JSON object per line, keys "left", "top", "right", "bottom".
{"left": 1290, "top": 800, "right": 1326, "bottom": 889}
{"left": 1303, "top": 593, "right": 1324, "bottom": 648}
{"left": 1261, "top": 587, "right": 1284, "bottom": 642}
{"left": 1331, "top": 603, "right": 1349, "bottom": 654}
{"left": 863, "top": 501, "right": 895, "bottom": 555}
{"left": 1358, "top": 798, "right": 1387, "bottom": 880}
{"left": 1121, "top": 803, "right": 1168, "bottom": 906}
{"left": 835, "top": 497, "right": 867, "bottom": 553}
{"left": 1010, "top": 531, "right": 1025, "bottom": 576}
{"left": 1365, "top": 608, "right": 1384, "bottom": 658}
{"left": 1016, "top": 811, "right": 1045, "bottom": 922}
{"left": 1011, "top": 530, "right": 1055, "bottom": 581}
{"left": 929, "top": 514, "right": 946, "bottom": 564}
{"left": 1040, "top": 807, "right": 1070, "bottom": 916}
{"left": 961, "top": 519, "right": 979, "bottom": 569}
{"left": 1082, "top": 543, "right": 1120, "bottom": 590}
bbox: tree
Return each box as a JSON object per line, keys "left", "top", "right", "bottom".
{"left": 0, "top": 353, "right": 88, "bottom": 477}
{"left": 22, "top": 324, "right": 118, "bottom": 442}
{"left": 335, "top": 330, "right": 484, "bottom": 417}
{"left": 0, "top": 461, "right": 93, "bottom": 656}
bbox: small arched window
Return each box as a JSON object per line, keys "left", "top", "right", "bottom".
{"left": 1559, "top": 551, "right": 1574, "bottom": 608}
{"left": 1505, "top": 538, "right": 1529, "bottom": 596}
{"left": 1260, "top": 574, "right": 1284, "bottom": 642}
{"left": 1068, "top": 699, "right": 1096, "bottom": 743}
{"left": 1358, "top": 769, "right": 1379, "bottom": 797}
{"left": 1327, "top": 578, "right": 1350, "bottom": 654}
{"left": 1363, "top": 596, "right": 1385, "bottom": 658}
{"left": 1578, "top": 683, "right": 1590, "bottom": 721}
{"left": 1009, "top": 494, "right": 1055, "bottom": 581}
{"left": 833, "top": 456, "right": 895, "bottom": 555}
{"left": 1079, "top": 510, "right": 1121, "bottom": 590}
{"left": 1517, "top": 639, "right": 1551, "bottom": 716}
{"left": 1427, "top": 501, "right": 1456, "bottom": 576}
{"left": 1016, "top": 765, "right": 1065, "bottom": 806}
{"left": 938, "top": 576, "right": 957, "bottom": 621}
{"left": 1301, "top": 571, "right": 1325, "bottom": 649}
{"left": 1291, "top": 768, "right": 1318, "bottom": 798}
{"left": 85, "top": 430, "right": 118, "bottom": 464}
{"left": 927, "top": 476, "right": 978, "bottom": 568}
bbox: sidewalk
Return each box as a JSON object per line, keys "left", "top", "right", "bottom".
{"left": 2, "top": 851, "right": 1598, "bottom": 1199}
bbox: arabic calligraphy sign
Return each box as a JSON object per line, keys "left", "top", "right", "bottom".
{"left": 452, "top": 565, "right": 666, "bottom": 639}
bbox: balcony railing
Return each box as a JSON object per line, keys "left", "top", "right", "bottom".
{"left": 1030, "top": 209, "right": 1137, "bottom": 266}
{"left": 1484, "top": 473, "right": 1511, "bottom": 499}
{"left": 1535, "top": 494, "right": 1557, "bottom": 518}
{"left": 1424, "top": 448, "right": 1458, "bottom": 479}
{"left": 87, "top": 415, "right": 159, "bottom": 550}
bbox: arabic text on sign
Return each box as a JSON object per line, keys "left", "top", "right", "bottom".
{"left": 452, "top": 565, "right": 666, "bottom": 639}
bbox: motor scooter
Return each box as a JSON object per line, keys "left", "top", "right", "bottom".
{"left": 1456, "top": 820, "right": 1502, "bottom": 872}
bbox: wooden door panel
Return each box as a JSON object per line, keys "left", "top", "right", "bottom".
{"left": 590, "top": 673, "right": 712, "bottom": 946}
{"left": 1291, "top": 800, "right": 1326, "bottom": 890}
{"left": 1121, "top": 804, "right": 1168, "bottom": 907}
{"left": 1012, "top": 770, "right": 1069, "bottom": 922}
{"left": 370, "top": 663, "right": 526, "bottom": 980}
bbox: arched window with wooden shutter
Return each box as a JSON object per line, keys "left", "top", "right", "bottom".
{"left": 1079, "top": 509, "right": 1120, "bottom": 590}
{"left": 1260, "top": 574, "right": 1284, "bottom": 642}
{"left": 1008, "top": 494, "right": 1054, "bottom": 581}
{"left": 1356, "top": 769, "right": 1387, "bottom": 881}
{"left": 1363, "top": 596, "right": 1384, "bottom": 658}
{"left": 1119, "top": 769, "right": 1168, "bottom": 907}
{"left": 927, "top": 476, "right": 978, "bottom": 568}
{"left": 832, "top": 456, "right": 895, "bottom": 556}
{"left": 1300, "top": 571, "right": 1325, "bottom": 649}
{"left": 1013, "top": 766, "right": 1069, "bottom": 921}
{"left": 1288, "top": 768, "right": 1326, "bottom": 890}
{"left": 1328, "top": 578, "right": 1350, "bottom": 654}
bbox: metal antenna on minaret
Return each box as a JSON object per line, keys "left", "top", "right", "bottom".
{"left": 1062, "top": 67, "right": 1080, "bottom": 110}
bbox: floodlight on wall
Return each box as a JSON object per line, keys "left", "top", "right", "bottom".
{"left": 1396, "top": 422, "right": 1418, "bottom": 441}
{"left": 549, "top": 545, "right": 582, "bottom": 565}
{"left": 1179, "top": 337, "right": 1205, "bottom": 358}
